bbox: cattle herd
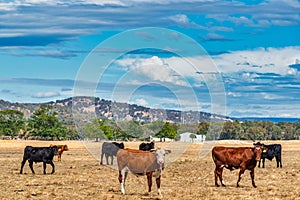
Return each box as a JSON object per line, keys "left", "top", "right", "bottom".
{"left": 19, "top": 141, "right": 283, "bottom": 197}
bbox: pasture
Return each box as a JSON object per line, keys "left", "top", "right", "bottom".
{"left": 0, "top": 140, "right": 299, "bottom": 200}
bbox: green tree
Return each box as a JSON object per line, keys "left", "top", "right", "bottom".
{"left": 155, "top": 122, "right": 178, "bottom": 141}
{"left": 243, "top": 126, "right": 265, "bottom": 140}
{"left": 82, "top": 119, "right": 105, "bottom": 141}
{"left": 145, "top": 121, "right": 165, "bottom": 135}
{"left": 260, "top": 121, "right": 275, "bottom": 140}
{"left": 278, "top": 122, "right": 296, "bottom": 140}
{"left": 0, "top": 110, "right": 25, "bottom": 138}
{"left": 220, "top": 121, "right": 242, "bottom": 140}
{"left": 270, "top": 125, "right": 282, "bottom": 140}
{"left": 197, "top": 122, "right": 210, "bottom": 135}
{"left": 117, "top": 120, "right": 144, "bottom": 139}
{"left": 27, "top": 104, "right": 69, "bottom": 140}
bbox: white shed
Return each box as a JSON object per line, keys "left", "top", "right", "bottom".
{"left": 180, "top": 132, "right": 206, "bottom": 142}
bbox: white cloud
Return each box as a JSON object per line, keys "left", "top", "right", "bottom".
{"left": 213, "top": 46, "right": 300, "bottom": 75}
{"left": 117, "top": 56, "right": 189, "bottom": 86}
{"left": 32, "top": 91, "right": 60, "bottom": 98}
{"left": 169, "top": 14, "right": 190, "bottom": 24}
{"left": 133, "top": 98, "right": 148, "bottom": 107}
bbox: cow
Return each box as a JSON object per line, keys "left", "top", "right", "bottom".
{"left": 116, "top": 147, "right": 171, "bottom": 196}
{"left": 253, "top": 142, "right": 282, "bottom": 168}
{"left": 50, "top": 144, "right": 69, "bottom": 162}
{"left": 20, "top": 146, "right": 58, "bottom": 174}
{"left": 100, "top": 142, "right": 124, "bottom": 165}
{"left": 139, "top": 141, "right": 155, "bottom": 151}
{"left": 212, "top": 145, "right": 266, "bottom": 188}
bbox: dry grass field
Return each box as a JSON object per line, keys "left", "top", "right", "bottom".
{"left": 0, "top": 140, "right": 299, "bottom": 200}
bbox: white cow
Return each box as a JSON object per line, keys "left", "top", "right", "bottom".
{"left": 116, "top": 147, "right": 171, "bottom": 197}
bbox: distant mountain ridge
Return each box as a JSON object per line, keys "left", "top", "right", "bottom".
{"left": 0, "top": 97, "right": 233, "bottom": 124}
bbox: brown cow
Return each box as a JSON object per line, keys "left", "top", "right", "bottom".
{"left": 212, "top": 145, "right": 266, "bottom": 188}
{"left": 116, "top": 147, "right": 171, "bottom": 196}
{"left": 50, "top": 144, "right": 69, "bottom": 161}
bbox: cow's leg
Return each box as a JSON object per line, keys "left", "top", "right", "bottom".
{"left": 219, "top": 167, "right": 225, "bottom": 187}
{"left": 28, "top": 160, "right": 35, "bottom": 174}
{"left": 43, "top": 162, "right": 47, "bottom": 174}
{"left": 119, "top": 168, "right": 128, "bottom": 194}
{"left": 258, "top": 159, "right": 261, "bottom": 168}
{"left": 111, "top": 156, "right": 114, "bottom": 165}
{"left": 106, "top": 155, "right": 109, "bottom": 165}
{"left": 49, "top": 160, "right": 55, "bottom": 174}
{"left": 58, "top": 154, "right": 61, "bottom": 162}
{"left": 250, "top": 168, "right": 257, "bottom": 188}
{"left": 262, "top": 158, "right": 265, "bottom": 168}
{"left": 20, "top": 159, "right": 26, "bottom": 174}
{"left": 216, "top": 166, "right": 225, "bottom": 187}
{"left": 214, "top": 166, "right": 219, "bottom": 187}
{"left": 279, "top": 157, "right": 282, "bottom": 168}
{"left": 100, "top": 153, "right": 104, "bottom": 165}
{"left": 155, "top": 174, "right": 162, "bottom": 197}
{"left": 215, "top": 166, "right": 225, "bottom": 187}
{"left": 237, "top": 168, "right": 245, "bottom": 187}
{"left": 276, "top": 156, "right": 282, "bottom": 168}
{"left": 146, "top": 172, "right": 153, "bottom": 196}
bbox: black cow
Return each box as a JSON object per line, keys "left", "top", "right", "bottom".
{"left": 139, "top": 142, "right": 155, "bottom": 151}
{"left": 20, "top": 146, "right": 58, "bottom": 174}
{"left": 253, "top": 142, "right": 282, "bottom": 168}
{"left": 100, "top": 142, "right": 124, "bottom": 165}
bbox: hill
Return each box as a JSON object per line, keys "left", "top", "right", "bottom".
{"left": 0, "top": 97, "right": 232, "bottom": 124}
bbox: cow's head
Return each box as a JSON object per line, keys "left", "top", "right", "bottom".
{"left": 63, "top": 145, "right": 69, "bottom": 151}
{"left": 51, "top": 145, "right": 59, "bottom": 155}
{"left": 253, "top": 145, "right": 267, "bottom": 161}
{"left": 113, "top": 142, "right": 124, "bottom": 149}
{"left": 149, "top": 142, "right": 155, "bottom": 149}
{"left": 253, "top": 142, "right": 264, "bottom": 147}
{"left": 152, "top": 147, "right": 171, "bottom": 167}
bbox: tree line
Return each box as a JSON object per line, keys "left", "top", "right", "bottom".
{"left": 1, "top": 105, "right": 300, "bottom": 140}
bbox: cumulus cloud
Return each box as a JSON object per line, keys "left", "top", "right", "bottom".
{"left": 117, "top": 56, "right": 189, "bottom": 87}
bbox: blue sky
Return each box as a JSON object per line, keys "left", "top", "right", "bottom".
{"left": 0, "top": 0, "right": 300, "bottom": 118}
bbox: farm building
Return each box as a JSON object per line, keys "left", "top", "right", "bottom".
{"left": 179, "top": 132, "right": 206, "bottom": 142}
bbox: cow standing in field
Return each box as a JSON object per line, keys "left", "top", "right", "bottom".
{"left": 20, "top": 146, "right": 58, "bottom": 174}
{"left": 100, "top": 142, "right": 124, "bottom": 165}
{"left": 212, "top": 145, "right": 265, "bottom": 188}
{"left": 253, "top": 142, "right": 282, "bottom": 168}
{"left": 139, "top": 141, "right": 155, "bottom": 151}
{"left": 116, "top": 147, "right": 171, "bottom": 196}
{"left": 50, "top": 144, "right": 69, "bottom": 162}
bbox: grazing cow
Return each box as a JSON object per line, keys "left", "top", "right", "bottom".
{"left": 50, "top": 144, "right": 69, "bottom": 162}
{"left": 116, "top": 147, "right": 171, "bottom": 196}
{"left": 212, "top": 145, "right": 265, "bottom": 188}
{"left": 253, "top": 142, "right": 282, "bottom": 168}
{"left": 20, "top": 146, "right": 58, "bottom": 174}
{"left": 139, "top": 141, "right": 155, "bottom": 151}
{"left": 100, "top": 142, "right": 124, "bottom": 165}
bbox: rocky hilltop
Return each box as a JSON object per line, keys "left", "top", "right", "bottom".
{"left": 0, "top": 97, "right": 232, "bottom": 123}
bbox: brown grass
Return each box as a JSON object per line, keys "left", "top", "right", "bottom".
{"left": 0, "top": 140, "right": 299, "bottom": 200}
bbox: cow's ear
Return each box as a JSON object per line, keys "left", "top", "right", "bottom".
{"left": 166, "top": 149, "right": 171, "bottom": 154}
